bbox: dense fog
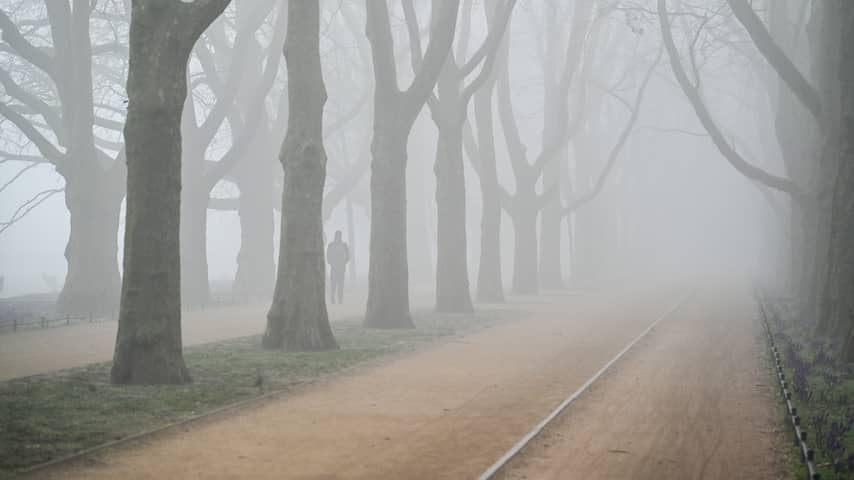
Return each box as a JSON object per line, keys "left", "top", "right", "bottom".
{"left": 0, "top": 0, "right": 790, "bottom": 299}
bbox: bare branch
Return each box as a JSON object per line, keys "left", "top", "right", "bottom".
{"left": 0, "top": 187, "right": 63, "bottom": 235}
{"left": 658, "top": 0, "right": 804, "bottom": 200}
{"left": 563, "top": 48, "right": 662, "bottom": 216}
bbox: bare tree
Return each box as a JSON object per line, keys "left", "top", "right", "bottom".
{"left": 180, "top": 0, "right": 283, "bottom": 307}
{"left": 409, "top": 0, "right": 516, "bottom": 312}
{"left": 111, "top": 0, "right": 230, "bottom": 385}
{"left": 363, "top": 0, "right": 460, "bottom": 328}
{"left": 262, "top": 0, "right": 338, "bottom": 351}
{"left": 495, "top": 0, "right": 596, "bottom": 295}
{"left": 0, "top": 2, "right": 128, "bottom": 316}
{"left": 657, "top": 0, "right": 802, "bottom": 198}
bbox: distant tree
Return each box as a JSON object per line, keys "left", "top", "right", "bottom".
{"left": 262, "top": 0, "right": 338, "bottom": 351}
{"left": 414, "top": 0, "right": 516, "bottom": 313}
{"left": 179, "top": 0, "right": 282, "bottom": 307}
{"left": 495, "top": 0, "right": 596, "bottom": 295}
{"left": 0, "top": 2, "right": 128, "bottom": 315}
{"left": 111, "top": 0, "right": 230, "bottom": 385}
{"left": 363, "top": 0, "right": 460, "bottom": 328}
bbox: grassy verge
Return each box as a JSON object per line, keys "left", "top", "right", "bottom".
{"left": 0, "top": 309, "right": 512, "bottom": 477}
{"left": 763, "top": 301, "right": 854, "bottom": 479}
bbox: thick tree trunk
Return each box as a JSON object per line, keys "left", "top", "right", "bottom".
{"left": 233, "top": 176, "right": 274, "bottom": 303}
{"left": 822, "top": 1, "right": 854, "bottom": 357}
{"left": 808, "top": 0, "right": 844, "bottom": 334}
{"left": 112, "top": 43, "right": 190, "bottom": 384}
{"left": 263, "top": 0, "right": 338, "bottom": 351}
{"left": 57, "top": 170, "right": 122, "bottom": 316}
{"left": 365, "top": 131, "right": 414, "bottom": 329}
{"left": 434, "top": 125, "right": 473, "bottom": 312}
{"left": 474, "top": 80, "right": 504, "bottom": 302}
{"left": 112, "top": 0, "right": 229, "bottom": 385}
{"left": 511, "top": 200, "right": 539, "bottom": 295}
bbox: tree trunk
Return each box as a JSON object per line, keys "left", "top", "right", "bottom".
{"left": 474, "top": 79, "right": 504, "bottom": 302}
{"left": 434, "top": 123, "right": 473, "bottom": 312}
{"left": 808, "top": 0, "right": 844, "bottom": 334}
{"left": 538, "top": 197, "right": 564, "bottom": 289}
{"left": 824, "top": 1, "right": 854, "bottom": 358}
{"left": 365, "top": 130, "right": 414, "bottom": 329}
{"left": 112, "top": 0, "right": 230, "bottom": 385}
{"left": 57, "top": 169, "right": 122, "bottom": 316}
{"left": 511, "top": 199, "right": 539, "bottom": 295}
{"left": 263, "top": 0, "right": 337, "bottom": 351}
{"left": 232, "top": 134, "right": 275, "bottom": 304}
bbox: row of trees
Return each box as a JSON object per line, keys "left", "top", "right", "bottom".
{"left": 4, "top": 0, "right": 851, "bottom": 382}
{"left": 111, "top": 0, "right": 654, "bottom": 383}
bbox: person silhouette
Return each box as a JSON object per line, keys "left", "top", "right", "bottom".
{"left": 326, "top": 230, "right": 350, "bottom": 304}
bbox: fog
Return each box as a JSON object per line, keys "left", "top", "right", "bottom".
{"left": 1, "top": 0, "right": 852, "bottom": 477}
{"left": 0, "top": 0, "right": 786, "bottom": 299}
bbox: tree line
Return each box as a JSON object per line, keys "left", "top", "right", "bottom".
{"left": 1, "top": 0, "right": 852, "bottom": 383}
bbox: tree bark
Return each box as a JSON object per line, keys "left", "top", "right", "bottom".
{"left": 365, "top": 131, "right": 415, "bottom": 328}
{"left": 112, "top": 0, "right": 230, "bottom": 385}
{"left": 819, "top": 1, "right": 853, "bottom": 353}
{"left": 263, "top": 0, "right": 338, "bottom": 351}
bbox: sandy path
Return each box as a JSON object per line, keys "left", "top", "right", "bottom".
{"left": 494, "top": 287, "right": 786, "bottom": 480}
{"left": 30, "top": 287, "right": 678, "bottom": 480}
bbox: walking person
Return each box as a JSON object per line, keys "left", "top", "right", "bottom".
{"left": 326, "top": 230, "right": 350, "bottom": 304}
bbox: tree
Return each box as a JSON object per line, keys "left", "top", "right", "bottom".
{"left": 835, "top": 1, "right": 854, "bottom": 360}
{"left": 262, "top": 0, "right": 338, "bottom": 351}
{"left": 180, "top": 0, "right": 282, "bottom": 307}
{"left": 0, "top": 2, "right": 128, "bottom": 316}
{"left": 495, "top": 0, "right": 596, "bottom": 294}
{"left": 111, "top": 0, "right": 230, "bottom": 385}
{"left": 657, "top": 0, "right": 802, "bottom": 198}
{"left": 363, "top": 0, "right": 460, "bottom": 328}
{"left": 537, "top": 0, "right": 594, "bottom": 289}
{"left": 411, "top": 0, "right": 516, "bottom": 312}
{"left": 466, "top": 41, "right": 504, "bottom": 302}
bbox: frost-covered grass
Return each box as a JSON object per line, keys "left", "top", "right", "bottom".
{"left": 0, "top": 310, "right": 509, "bottom": 477}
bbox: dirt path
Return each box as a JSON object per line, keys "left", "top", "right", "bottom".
{"left": 29, "top": 286, "right": 679, "bottom": 480}
{"left": 494, "top": 287, "right": 787, "bottom": 480}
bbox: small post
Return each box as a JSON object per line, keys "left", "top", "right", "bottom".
{"left": 66, "top": 314, "right": 70, "bottom": 326}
